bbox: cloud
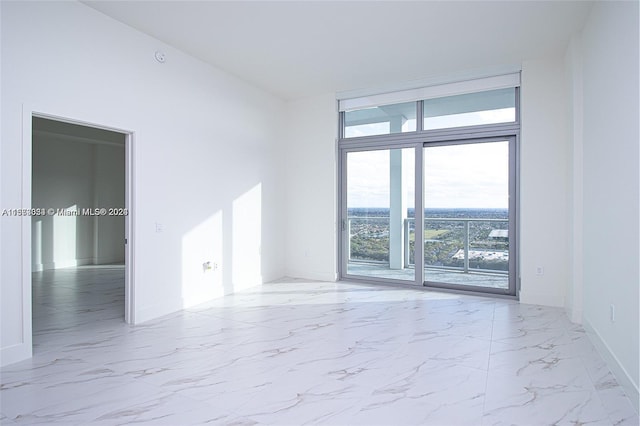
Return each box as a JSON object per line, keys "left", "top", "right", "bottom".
{"left": 347, "top": 141, "right": 508, "bottom": 209}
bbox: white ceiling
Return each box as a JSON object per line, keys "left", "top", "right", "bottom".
{"left": 83, "top": 1, "right": 594, "bottom": 101}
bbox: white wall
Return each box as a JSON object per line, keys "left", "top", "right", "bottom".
{"left": 1, "top": 1, "right": 285, "bottom": 365}
{"left": 31, "top": 136, "right": 125, "bottom": 271}
{"left": 519, "top": 57, "right": 570, "bottom": 307}
{"left": 284, "top": 94, "right": 338, "bottom": 281}
{"left": 579, "top": 1, "right": 639, "bottom": 409}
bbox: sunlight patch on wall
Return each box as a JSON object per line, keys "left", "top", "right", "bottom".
{"left": 32, "top": 219, "right": 43, "bottom": 271}
{"left": 52, "top": 205, "right": 77, "bottom": 269}
{"left": 181, "top": 211, "right": 224, "bottom": 308}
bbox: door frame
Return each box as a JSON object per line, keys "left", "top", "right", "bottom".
{"left": 339, "top": 143, "right": 425, "bottom": 287}
{"left": 21, "top": 105, "right": 136, "bottom": 358}
{"left": 420, "top": 136, "right": 518, "bottom": 296}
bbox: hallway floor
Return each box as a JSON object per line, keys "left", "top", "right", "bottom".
{"left": 1, "top": 267, "right": 637, "bottom": 425}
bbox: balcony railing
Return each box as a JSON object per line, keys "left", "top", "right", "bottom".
{"left": 347, "top": 216, "right": 508, "bottom": 276}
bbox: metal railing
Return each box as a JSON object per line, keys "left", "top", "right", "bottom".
{"left": 347, "top": 216, "right": 508, "bottom": 275}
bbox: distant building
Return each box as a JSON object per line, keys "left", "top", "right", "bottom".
{"left": 489, "top": 229, "right": 508, "bottom": 239}
{"left": 452, "top": 249, "right": 508, "bottom": 261}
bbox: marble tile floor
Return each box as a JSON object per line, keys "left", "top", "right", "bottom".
{"left": 1, "top": 266, "right": 638, "bottom": 425}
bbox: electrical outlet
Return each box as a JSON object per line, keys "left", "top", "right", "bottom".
{"left": 536, "top": 266, "right": 544, "bottom": 276}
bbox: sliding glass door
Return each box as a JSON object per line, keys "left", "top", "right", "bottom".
{"left": 341, "top": 138, "right": 516, "bottom": 295}
{"left": 422, "top": 139, "right": 515, "bottom": 294}
{"left": 343, "top": 147, "right": 416, "bottom": 282}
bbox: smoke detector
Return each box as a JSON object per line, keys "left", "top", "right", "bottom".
{"left": 154, "top": 51, "right": 166, "bottom": 63}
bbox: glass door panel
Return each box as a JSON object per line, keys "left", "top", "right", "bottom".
{"left": 345, "top": 148, "right": 415, "bottom": 282}
{"left": 423, "top": 141, "right": 511, "bottom": 291}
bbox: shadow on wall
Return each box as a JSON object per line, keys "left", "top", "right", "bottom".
{"left": 180, "top": 183, "right": 262, "bottom": 308}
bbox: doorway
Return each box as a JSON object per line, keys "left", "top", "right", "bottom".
{"left": 27, "top": 114, "right": 135, "bottom": 353}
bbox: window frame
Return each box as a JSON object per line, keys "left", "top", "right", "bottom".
{"left": 339, "top": 87, "right": 519, "bottom": 145}
{"left": 337, "top": 84, "right": 521, "bottom": 298}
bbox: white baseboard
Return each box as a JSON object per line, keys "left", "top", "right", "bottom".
{"left": 565, "top": 305, "right": 583, "bottom": 324}
{"left": 519, "top": 288, "right": 564, "bottom": 307}
{"left": 32, "top": 258, "right": 94, "bottom": 272}
{"left": 0, "top": 342, "right": 32, "bottom": 367}
{"left": 584, "top": 319, "right": 640, "bottom": 414}
{"left": 284, "top": 268, "right": 337, "bottom": 282}
{"left": 95, "top": 256, "right": 125, "bottom": 265}
{"left": 134, "top": 299, "right": 184, "bottom": 325}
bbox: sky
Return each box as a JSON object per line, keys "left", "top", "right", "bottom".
{"left": 346, "top": 108, "right": 512, "bottom": 209}
{"left": 347, "top": 140, "right": 509, "bottom": 209}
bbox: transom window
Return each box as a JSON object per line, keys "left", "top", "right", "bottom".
{"left": 339, "top": 73, "right": 520, "bottom": 139}
{"left": 344, "top": 102, "right": 417, "bottom": 138}
{"left": 423, "top": 87, "right": 516, "bottom": 130}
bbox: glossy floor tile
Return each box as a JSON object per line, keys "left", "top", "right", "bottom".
{"left": 1, "top": 267, "right": 637, "bottom": 425}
